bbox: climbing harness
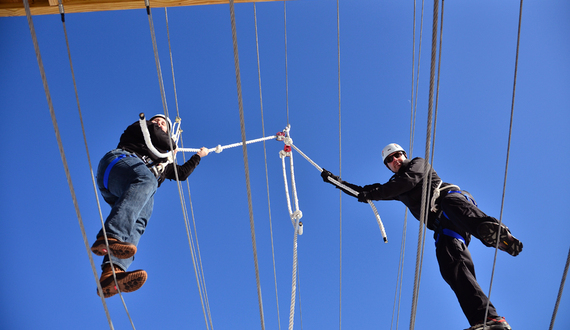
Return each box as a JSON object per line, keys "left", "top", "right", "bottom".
{"left": 102, "top": 153, "right": 137, "bottom": 189}
{"left": 429, "top": 181, "right": 461, "bottom": 212}
{"left": 434, "top": 228, "right": 466, "bottom": 246}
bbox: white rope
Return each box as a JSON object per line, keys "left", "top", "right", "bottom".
{"left": 280, "top": 150, "right": 304, "bottom": 231}
{"left": 178, "top": 135, "right": 277, "bottom": 154}
{"left": 286, "top": 142, "right": 388, "bottom": 242}
{"left": 281, "top": 153, "right": 295, "bottom": 226}
{"left": 139, "top": 113, "right": 174, "bottom": 159}
{"left": 288, "top": 219, "right": 301, "bottom": 330}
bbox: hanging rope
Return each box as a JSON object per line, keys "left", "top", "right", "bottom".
{"left": 409, "top": 0, "right": 440, "bottom": 329}
{"left": 26, "top": 1, "right": 145, "bottom": 329}
{"left": 161, "top": 8, "right": 215, "bottom": 328}
{"left": 228, "top": 1, "right": 266, "bottom": 329}
{"left": 24, "top": 1, "right": 123, "bottom": 328}
{"left": 284, "top": 1, "right": 290, "bottom": 126}
{"left": 336, "top": 0, "right": 343, "bottom": 328}
{"left": 549, "top": 246, "right": 570, "bottom": 330}
{"left": 251, "top": 2, "right": 282, "bottom": 329}
{"left": 284, "top": 140, "right": 388, "bottom": 242}
{"left": 483, "top": 0, "right": 524, "bottom": 327}
{"left": 62, "top": 6, "right": 142, "bottom": 329}
{"left": 391, "top": 0, "right": 429, "bottom": 327}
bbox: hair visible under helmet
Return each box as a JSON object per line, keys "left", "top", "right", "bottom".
{"left": 382, "top": 143, "right": 407, "bottom": 167}
{"left": 149, "top": 114, "right": 172, "bottom": 132}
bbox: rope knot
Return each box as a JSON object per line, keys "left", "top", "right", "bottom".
{"left": 215, "top": 145, "right": 223, "bottom": 153}
{"left": 279, "top": 149, "right": 291, "bottom": 158}
{"left": 292, "top": 210, "right": 303, "bottom": 221}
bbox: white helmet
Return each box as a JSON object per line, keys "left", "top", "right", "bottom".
{"left": 382, "top": 143, "right": 407, "bottom": 165}
{"left": 149, "top": 114, "right": 172, "bottom": 132}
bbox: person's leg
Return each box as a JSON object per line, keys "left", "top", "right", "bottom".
{"left": 440, "top": 193, "right": 522, "bottom": 256}
{"left": 436, "top": 234, "right": 499, "bottom": 326}
{"left": 102, "top": 193, "right": 155, "bottom": 271}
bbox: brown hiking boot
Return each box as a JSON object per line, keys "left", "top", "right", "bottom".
{"left": 97, "top": 264, "right": 147, "bottom": 298}
{"left": 91, "top": 236, "right": 137, "bottom": 259}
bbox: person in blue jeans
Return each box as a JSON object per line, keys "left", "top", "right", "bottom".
{"left": 320, "top": 143, "right": 522, "bottom": 330}
{"left": 91, "top": 114, "right": 209, "bottom": 298}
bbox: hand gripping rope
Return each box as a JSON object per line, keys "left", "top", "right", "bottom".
{"left": 141, "top": 114, "right": 385, "bottom": 242}
{"left": 278, "top": 125, "right": 388, "bottom": 243}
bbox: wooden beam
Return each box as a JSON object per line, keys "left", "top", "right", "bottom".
{"left": 0, "top": 0, "right": 280, "bottom": 17}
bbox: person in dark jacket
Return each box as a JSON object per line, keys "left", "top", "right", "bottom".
{"left": 321, "top": 143, "right": 522, "bottom": 330}
{"left": 90, "top": 114, "right": 209, "bottom": 298}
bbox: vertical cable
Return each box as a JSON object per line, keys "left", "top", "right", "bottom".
{"left": 228, "top": 1, "right": 266, "bottom": 329}
{"left": 483, "top": 0, "right": 524, "bottom": 327}
{"left": 409, "top": 1, "right": 439, "bottom": 329}
{"left": 336, "top": 0, "right": 343, "bottom": 329}
{"left": 24, "top": 1, "right": 117, "bottom": 328}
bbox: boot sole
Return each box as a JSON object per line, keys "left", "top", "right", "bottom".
{"left": 91, "top": 239, "right": 137, "bottom": 259}
{"left": 478, "top": 222, "right": 523, "bottom": 256}
{"left": 97, "top": 270, "right": 147, "bottom": 298}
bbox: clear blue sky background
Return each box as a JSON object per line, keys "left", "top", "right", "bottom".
{"left": 1, "top": 1, "right": 569, "bottom": 329}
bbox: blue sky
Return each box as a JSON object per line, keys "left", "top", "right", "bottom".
{"left": 1, "top": 1, "right": 569, "bottom": 329}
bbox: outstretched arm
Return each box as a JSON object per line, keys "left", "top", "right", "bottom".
{"left": 320, "top": 169, "right": 363, "bottom": 198}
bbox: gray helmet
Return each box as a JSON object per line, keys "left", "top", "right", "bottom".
{"left": 382, "top": 143, "right": 407, "bottom": 165}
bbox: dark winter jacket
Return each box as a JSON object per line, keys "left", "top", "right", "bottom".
{"left": 117, "top": 120, "right": 201, "bottom": 186}
{"left": 334, "top": 157, "right": 450, "bottom": 228}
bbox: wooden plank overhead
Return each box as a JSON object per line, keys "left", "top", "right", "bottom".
{"left": 0, "top": 0, "right": 280, "bottom": 17}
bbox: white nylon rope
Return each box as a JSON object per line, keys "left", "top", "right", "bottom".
{"left": 287, "top": 142, "right": 388, "bottom": 242}
{"left": 178, "top": 135, "right": 277, "bottom": 154}
{"left": 288, "top": 220, "right": 301, "bottom": 330}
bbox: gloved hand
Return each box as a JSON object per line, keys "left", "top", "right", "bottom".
{"left": 357, "top": 191, "right": 370, "bottom": 203}
{"left": 321, "top": 169, "right": 339, "bottom": 183}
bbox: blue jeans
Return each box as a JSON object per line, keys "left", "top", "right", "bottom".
{"left": 96, "top": 149, "right": 158, "bottom": 271}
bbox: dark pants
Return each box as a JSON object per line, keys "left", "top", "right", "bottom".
{"left": 435, "top": 192, "right": 500, "bottom": 326}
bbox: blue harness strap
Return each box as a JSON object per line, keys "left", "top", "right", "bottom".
{"left": 447, "top": 190, "right": 477, "bottom": 206}
{"left": 103, "top": 154, "right": 136, "bottom": 189}
{"left": 435, "top": 228, "right": 466, "bottom": 246}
